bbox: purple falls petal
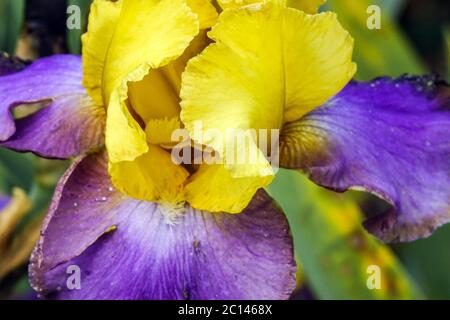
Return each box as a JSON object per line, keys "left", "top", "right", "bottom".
{"left": 29, "top": 152, "right": 123, "bottom": 281}
{"left": 280, "top": 75, "right": 450, "bottom": 243}
{"left": 30, "top": 152, "right": 296, "bottom": 300}
{"left": 0, "top": 54, "right": 105, "bottom": 159}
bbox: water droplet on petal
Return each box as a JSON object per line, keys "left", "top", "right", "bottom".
{"left": 94, "top": 197, "right": 107, "bottom": 203}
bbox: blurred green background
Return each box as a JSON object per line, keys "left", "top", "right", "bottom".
{"left": 0, "top": 0, "right": 449, "bottom": 300}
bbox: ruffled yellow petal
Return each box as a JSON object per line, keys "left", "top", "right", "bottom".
{"left": 109, "top": 145, "right": 190, "bottom": 203}
{"left": 184, "top": 164, "right": 273, "bottom": 213}
{"left": 187, "top": 0, "right": 218, "bottom": 28}
{"left": 100, "top": 0, "right": 199, "bottom": 163}
{"left": 282, "top": 11, "right": 355, "bottom": 121}
{"left": 145, "top": 117, "right": 182, "bottom": 147}
{"left": 106, "top": 90, "right": 149, "bottom": 162}
{"left": 181, "top": 1, "right": 355, "bottom": 178}
{"left": 217, "top": 0, "right": 263, "bottom": 10}
{"left": 287, "top": 0, "right": 326, "bottom": 13}
{"left": 127, "top": 1, "right": 216, "bottom": 126}
{"left": 218, "top": 0, "right": 325, "bottom": 13}
{"left": 81, "top": 0, "right": 122, "bottom": 106}
{"left": 128, "top": 30, "right": 210, "bottom": 124}
{"left": 127, "top": 70, "right": 181, "bottom": 125}
{"left": 102, "top": 0, "right": 199, "bottom": 104}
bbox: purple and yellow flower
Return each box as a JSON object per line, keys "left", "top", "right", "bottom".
{"left": 0, "top": 0, "right": 448, "bottom": 300}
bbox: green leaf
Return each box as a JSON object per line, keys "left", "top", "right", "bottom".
{"left": 395, "top": 225, "right": 450, "bottom": 299}
{"left": 66, "top": 0, "right": 92, "bottom": 54}
{"left": 0, "top": 148, "right": 34, "bottom": 193}
{"left": 325, "top": 0, "right": 425, "bottom": 80}
{"left": 267, "top": 170, "right": 423, "bottom": 300}
{"left": 0, "top": 0, "right": 25, "bottom": 54}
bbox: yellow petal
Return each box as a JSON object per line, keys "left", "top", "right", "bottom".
{"left": 106, "top": 90, "right": 149, "bottom": 162}
{"left": 109, "top": 145, "right": 190, "bottom": 203}
{"left": 185, "top": 164, "right": 273, "bottom": 213}
{"left": 218, "top": 0, "right": 325, "bottom": 13}
{"left": 282, "top": 11, "right": 355, "bottom": 121}
{"left": 145, "top": 117, "right": 182, "bottom": 147}
{"left": 187, "top": 0, "right": 218, "bottom": 29}
{"left": 287, "top": 0, "right": 326, "bottom": 13}
{"left": 102, "top": 0, "right": 199, "bottom": 103}
{"left": 181, "top": 1, "right": 355, "bottom": 177}
{"left": 128, "top": 30, "right": 211, "bottom": 124}
{"left": 82, "top": 0, "right": 122, "bottom": 106}
{"left": 127, "top": 69, "right": 182, "bottom": 125}
{"left": 126, "top": 2, "right": 215, "bottom": 126}
{"left": 99, "top": 0, "right": 199, "bottom": 163}
{"left": 217, "top": 0, "right": 264, "bottom": 10}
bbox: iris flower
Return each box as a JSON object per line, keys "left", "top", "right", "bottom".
{"left": 0, "top": 0, "right": 448, "bottom": 300}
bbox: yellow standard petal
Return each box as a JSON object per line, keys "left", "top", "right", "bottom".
{"left": 187, "top": 0, "right": 218, "bottom": 29}
{"left": 126, "top": 1, "right": 217, "bottom": 125}
{"left": 145, "top": 117, "right": 182, "bottom": 148}
{"left": 287, "top": 0, "right": 326, "bottom": 13}
{"left": 109, "top": 145, "right": 190, "bottom": 203}
{"left": 184, "top": 164, "right": 273, "bottom": 213}
{"left": 218, "top": 0, "right": 325, "bottom": 13}
{"left": 82, "top": 0, "right": 122, "bottom": 106}
{"left": 181, "top": 0, "right": 355, "bottom": 179}
{"left": 97, "top": 0, "right": 199, "bottom": 163}
{"left": 128, "top": 29, "right": 211, "bottom": 124}
{"left": 217, "top": 0, "right": 264, "bottom": 10}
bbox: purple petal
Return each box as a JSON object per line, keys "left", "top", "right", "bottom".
{"left": 0, "top": 55, "right": 105, "bottom": 159}
{"left": 30, "top": 152, "right": 123, "bottom": 278}
{"left": 30, "top": 152, "right": 296, "bottom": 300}
{"left": 280, "top": 75, "right": 450, "bottom": 242}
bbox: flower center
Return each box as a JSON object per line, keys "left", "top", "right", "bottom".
{"left": 158, "top": 200, "right": 186, "bottom": 226}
